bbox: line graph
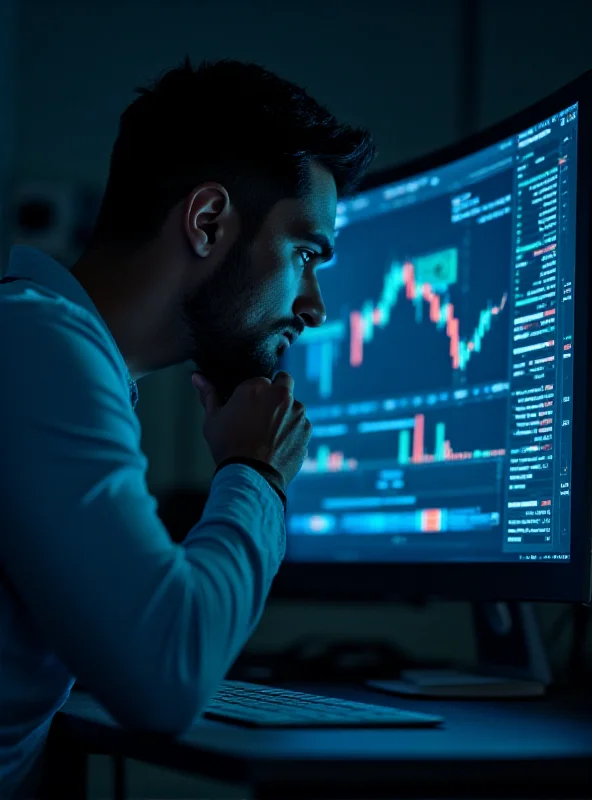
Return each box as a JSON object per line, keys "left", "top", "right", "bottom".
{"left": 349, "top": 250, "right": 507, "bottom": 371}
{"left": 298, "top": 247, "right": 508, "bottom": 399}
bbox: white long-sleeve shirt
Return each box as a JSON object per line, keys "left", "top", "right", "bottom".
{"left": 0, "top": 246, "right": 285, "bottom": 798}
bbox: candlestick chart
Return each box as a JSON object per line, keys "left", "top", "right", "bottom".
{"left": 282, "top": 105, "right": 580, "bottom": 565}
{"left": 295, "top": 247, "right": 509, "bottom": 400}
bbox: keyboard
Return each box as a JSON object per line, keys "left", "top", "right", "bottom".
{"left": 203, "top": 680, "right": 444, "bottom": 728}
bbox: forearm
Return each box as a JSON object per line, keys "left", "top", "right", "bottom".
{"left": 179, "top": 463, "right": 286, "bottom": 711}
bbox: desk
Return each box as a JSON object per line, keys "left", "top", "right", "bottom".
{"left": 41, "top": 682, "right": 592, "bottom": 799}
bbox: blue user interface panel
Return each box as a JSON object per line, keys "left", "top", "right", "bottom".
{"left": 286, "top": 104, "right": 579, "bottom": 565}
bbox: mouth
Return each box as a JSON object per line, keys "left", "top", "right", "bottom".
{"left": 278, "top": 335, "right": 291, "bottom": 353}
{"left": 282, "top": 329, "right": 301, "bottom": 346}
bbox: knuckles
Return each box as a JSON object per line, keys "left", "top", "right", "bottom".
{"left": 292, "top": 400, "right": 306, "bottom": 416}
{"left": 274, "top": 385, "right": 294, "bottom": 405}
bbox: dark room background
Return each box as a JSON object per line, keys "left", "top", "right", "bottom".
{"left": 1, "top": 0, "right": 591, "bottom": 796}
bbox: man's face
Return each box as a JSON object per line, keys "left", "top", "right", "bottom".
{"left": 181, "top": 162, "right": 337, "bottom": 401}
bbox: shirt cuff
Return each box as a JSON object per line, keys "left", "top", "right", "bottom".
{"left": 214, "top": 457, "right": 287, "bottom": 511}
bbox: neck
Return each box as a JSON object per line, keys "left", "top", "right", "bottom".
{"left": 70, "top": 244, "right": 183, "bottom": 380}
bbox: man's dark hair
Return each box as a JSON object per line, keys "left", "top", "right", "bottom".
{"left": 89, "top": 57, "right": 376, "bottom": 251}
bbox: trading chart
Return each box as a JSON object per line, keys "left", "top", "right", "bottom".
{"left": 285, "top": 104, "right": 578, "bottom": 564}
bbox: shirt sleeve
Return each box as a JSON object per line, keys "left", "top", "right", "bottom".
{"left": 0, "top": 298, "right": 285, "bottom": 734}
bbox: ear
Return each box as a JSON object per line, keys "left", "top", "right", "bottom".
{"left": 184, "top": 183, "right": 232, "bottom": 258}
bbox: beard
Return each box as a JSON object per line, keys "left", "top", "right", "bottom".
{"left": 181, "top": 236, "right": 290, "bottom": 404}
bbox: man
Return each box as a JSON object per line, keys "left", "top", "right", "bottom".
{"left": 0, "top": 57, "right": 374, "bottom": 797}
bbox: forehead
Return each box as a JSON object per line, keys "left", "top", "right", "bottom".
{"left": 262, "top": 161, "right": 337, "bottom": 239}
{"left": 301, "top": 160, "right": 338, "bottom": 228}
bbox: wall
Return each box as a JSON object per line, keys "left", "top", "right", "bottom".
{"left": 478, "top": 0, "right": 592, "bottom": 130}
{"left": 0, "top": 0, "right": 17, "bottom": 271}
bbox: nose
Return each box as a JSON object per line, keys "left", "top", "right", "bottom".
{"left": 293, "top": 275, "right": 327, "bottom": 328}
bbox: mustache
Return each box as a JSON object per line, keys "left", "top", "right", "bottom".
{"left": 274, "top": 318, "right": 305, "bottom": 339}
{"left": 192, "top": 318, "right": 305, "bottom": 344}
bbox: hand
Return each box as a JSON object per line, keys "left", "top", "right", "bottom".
{"left": 192, "top": 370, "right": 311, "bottom": 488}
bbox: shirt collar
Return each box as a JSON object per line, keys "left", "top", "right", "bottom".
{"left": 7, "top": 246, "right": 139, "bottom": 409}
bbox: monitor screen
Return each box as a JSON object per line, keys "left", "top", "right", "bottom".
{"left": 285, "top": 103, "right": 579, "bottom": 566}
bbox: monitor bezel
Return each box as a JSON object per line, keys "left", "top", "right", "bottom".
{"left": 273, "top": 71, "right": 592, "bottom": 604}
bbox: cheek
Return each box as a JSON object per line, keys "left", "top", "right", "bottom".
{"left": 251, "top": 265, "right": 299, "bottom": 321}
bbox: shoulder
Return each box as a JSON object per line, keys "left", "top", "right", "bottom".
{"left": 0, "top": 286, "right": 130, "bottom": 419}
{"left": 0, "top": 285, "right": 127, "bottom": 384}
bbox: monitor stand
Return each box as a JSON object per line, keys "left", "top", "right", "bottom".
{"left": 367, "top": 601, "right": 552, "bottom": 699}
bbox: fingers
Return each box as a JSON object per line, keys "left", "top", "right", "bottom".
{"left": 272, "top": 371, "right": 295, "bottom": 394}
{"left": 292, "top": 398, "right": 306, "bottom": 416}
{"left": 302, "top": 415, "right": 312, "bottom": 439}
{"left": 192, "top": 372, "right": 220, "bottom": 416}
{"left": 241, "top": 376, "right": 272, "bottom": 392}
{"left": 292, "top": 398, "right": 312, "bottom": 443}
{"left": 273, "top": 372, "right": 295, "bottom": 406}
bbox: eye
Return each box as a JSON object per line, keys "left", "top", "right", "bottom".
{"left": 296, "top": 248, "right": 316, "bottom": 268}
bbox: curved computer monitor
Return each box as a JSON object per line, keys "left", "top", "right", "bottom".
{"left": 277, "top": 71, "right": 592, "bottom": 603}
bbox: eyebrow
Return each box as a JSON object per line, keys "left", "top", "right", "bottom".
{"left": 304, "top": 232, "right": 335, "bottom": 262}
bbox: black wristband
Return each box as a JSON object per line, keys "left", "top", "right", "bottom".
{"left": 214, "top": 457, "right": 287, "bottom": 510}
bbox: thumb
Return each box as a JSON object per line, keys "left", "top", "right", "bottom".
{"left": 192, "top": 372, "right": 220, "bottom": 415}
